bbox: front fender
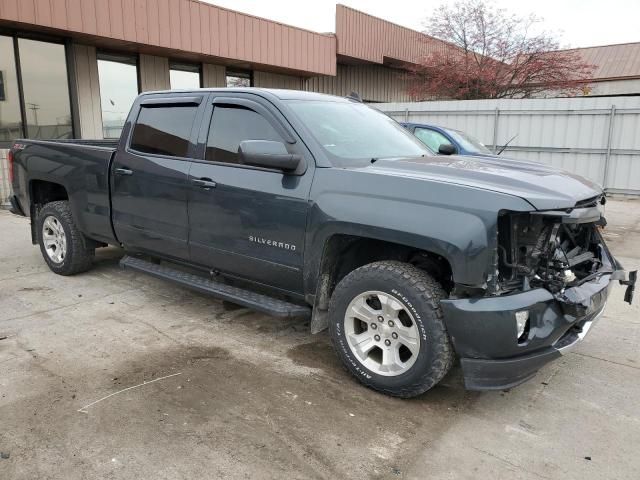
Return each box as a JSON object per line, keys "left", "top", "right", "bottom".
{"left": 303, "top": 168, "right": 534, "bottom": 296}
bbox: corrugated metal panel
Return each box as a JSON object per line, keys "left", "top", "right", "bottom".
{"left": 566, "top": 42, "right": 640, "bottom": 80}
{"left": 335, "top": 5, "right": 445, "bottom": 65}
{"left": 306, "top": 64, "right": 411, "bottom": 103}
{"left": 0, "top": 0, "right": 336, "bottom": 76}
{"left": 202, "top": 63, "right": 226, "bottom": 88}
{"left": 378, "top": 96, "right": 640, "bottom": 194}
{"left": 253, "top": 71, "right": 303, "bottom": 90}
{"left": 0, "top": 149, "right": 10, "bottom": 205}
{"left": 73, "top": 44, "right": 103, "bottom": 139}
{"left": 139, "top": 54, "right": 170, "bottom": 92}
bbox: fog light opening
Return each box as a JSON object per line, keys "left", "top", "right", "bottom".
{"left": 515, "top": 310, "right": 530, "bottom": 343}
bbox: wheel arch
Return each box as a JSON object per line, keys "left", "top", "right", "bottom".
{"left": 29, "top": 179, "right": 70, "bottom": 244}
{"left": 308, "top": 232, "right": 454, "bottom": 333}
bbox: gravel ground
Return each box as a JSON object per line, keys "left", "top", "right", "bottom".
{"left": 0, "top": 198, "right": 638, "bottom": 480}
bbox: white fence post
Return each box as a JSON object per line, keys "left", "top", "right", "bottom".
{"left": 603, "top": 104, "right": 616, "bottom": 191}
{"left": 492, "top": 107, "right": 500, "bottom": 153}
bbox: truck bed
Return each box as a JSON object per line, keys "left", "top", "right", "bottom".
{"left": 11, "top": 138, "right": 119, "bottom": 245}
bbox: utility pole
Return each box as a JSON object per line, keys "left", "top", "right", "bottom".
{"left": 27, "top": 102, "right": 40, "bottom": 127}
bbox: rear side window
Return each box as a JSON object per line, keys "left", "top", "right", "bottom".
{"left": 206, "top": 105, "right": 283, "bottom": 164}
{"left": 130, "top": 105, "right": 198, "bottom": 157}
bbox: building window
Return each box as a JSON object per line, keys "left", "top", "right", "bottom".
{"left": 0, "top": 36, "right": 23, "bottom": 143}
{"left": 130, "top": 105, "right": 198, "bottom": 157}
{"left": 0, "top": 35, "right": 74, "bottom": 145}
{"left": 226, "top": 70, "right": 252, "bottom": 88}
{"left": 97, "top": 53, "right": 139, "bottom": 139}
{"left": 170, "top": 62, "right": 201, "bottom": 90}
{"left": 18, "top": 38, "right": 73, "bottom": 140}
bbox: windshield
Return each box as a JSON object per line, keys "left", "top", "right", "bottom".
{"left": 445, "top": 129, "right": 492, "bottom": 155}
{"left": 286, "top": 100, "right": 431, "bottom": 164}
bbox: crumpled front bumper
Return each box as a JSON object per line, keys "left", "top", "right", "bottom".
{"left": 441, "top": 270, "right": 633, "bottom": 391}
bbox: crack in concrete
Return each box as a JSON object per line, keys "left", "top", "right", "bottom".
{"left": 570, "top": 351, "right": 640, "bottom": 370}
{"left": 471, "top": 446, "right": 554, "bottom": 480}
{"left": 0, "top": 288, "right": 140, "bottom": 325}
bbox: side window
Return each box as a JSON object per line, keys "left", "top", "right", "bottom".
{"left": 206, "top": 105, "right": 283, "bottom": 164}
{"left": 414, "top": 128, "right": 450, "bottom": 153}
{"left": 130, "top": 105, "right": 198, "bottom": 157}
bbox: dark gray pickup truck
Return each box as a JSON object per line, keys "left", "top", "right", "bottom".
{"left": 8, "top": 88, "right": 636, "bottom": 397}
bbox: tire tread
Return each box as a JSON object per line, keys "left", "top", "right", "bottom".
{"left": 38, "top": 200, "right": 94, "bottom": 275}
{"left": 329, "top": 260, "right": 454, "bottom": 398}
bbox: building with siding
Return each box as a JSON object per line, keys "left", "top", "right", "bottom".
{"left": 569, "top": 42, "right": 640, "bottom": 96}
{"left": 0, "top": 2, "right": 443, "bottom": 150}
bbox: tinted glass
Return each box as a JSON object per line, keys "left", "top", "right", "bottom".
{"left": 446, "top": 129, "right": 492, "bottom": 154}
{"left": 170, "top": 64, "right": 200, "bottom": 89}
{"left": 98, "top": 56, "right": 139, "bottom": 138}
{"left": 130, "top": 106, "right": 198, "bottom": 157}
{"left": 18, "top": 38, "right": 73, "bottom": 139}
{"left": 206, "top": 106, "right": 282, "bottom": 163}
{"left": 287, "top": 101, "right": 429, "bottom": 164}
{"left": 414, "top": 128, "right": 451, "bottom": 152}
{"left": 0, "top": 36, "right": 22, "bottom": 142}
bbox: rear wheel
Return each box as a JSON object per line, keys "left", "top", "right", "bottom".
{"left": 329, "top": 261, "right": 454, "bottom": 397}
{"left": 37, "top": 201, "right": 94, "bottom": 275}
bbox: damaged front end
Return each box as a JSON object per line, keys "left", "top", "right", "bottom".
{"left": 495, "top": 197, "right": 635, "bottom": 310}
{"left": 441, "top": 196, "right": 636, "bottom": 391}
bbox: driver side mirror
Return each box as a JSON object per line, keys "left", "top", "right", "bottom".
{"left": 438, "top": 143, "right": 457, "bottom": 155}
{"left": 238, "top": 140, "right": 302, "bottom": 172}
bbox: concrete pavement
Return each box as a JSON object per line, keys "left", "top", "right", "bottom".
{"left": 0, "top": 198, "right": 638, "bottom": 480}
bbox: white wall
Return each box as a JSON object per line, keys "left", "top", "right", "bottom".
{"left": 73, "top": 44, "right": 103, "bottom": 139}
{"left": 139, "top": 54, "right": 171, "bottom": 92}
{"left": 0, "top": 149, "right": 10, "bottom": 205}
{"left": 202, "top": 64, "right": 226, "bottom": 87}
{"left": 588, "top": 78, "right": 640, "bottom": 96}
{"left": 378, "top": 96, "right": 640, "bottom": 194}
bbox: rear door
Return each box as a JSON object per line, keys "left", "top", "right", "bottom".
{"left": 111, "top": 94, "right": 205, "bottom": 260}
{"left": 187, "top": 93, "right": 314, "bottom": 294}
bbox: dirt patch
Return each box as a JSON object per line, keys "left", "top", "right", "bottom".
{"left": 286, "top": 338, "right": 340, "bottom": 372}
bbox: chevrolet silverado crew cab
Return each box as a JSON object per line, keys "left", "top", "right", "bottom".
{"left": 8, "top": 88, "right": 636, "bottom": 397}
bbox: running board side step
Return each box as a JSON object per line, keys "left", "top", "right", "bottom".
{"left": 120, "top": 256, "right": 311, "bottom": 318}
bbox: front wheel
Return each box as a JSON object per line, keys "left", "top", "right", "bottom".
{"left": 328, "top": 261, "right": 454, "bottom": 398}
{"left": 37, "top": 200, "right": 94, "bottom": 275}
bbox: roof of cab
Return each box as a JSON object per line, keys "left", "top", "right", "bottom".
{"left": 139, "top": 88, "right": 351, "bottom": 102}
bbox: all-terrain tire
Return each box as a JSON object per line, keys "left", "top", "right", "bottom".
{"left": 37, "top": 200, "right": 94, "bottom": 275}
{"left": 329, "top": 261, "right": 454, "bottom": 398}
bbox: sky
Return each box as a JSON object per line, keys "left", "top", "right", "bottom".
{"left": 205, "top": 0, "right": 640, "bottom": 49}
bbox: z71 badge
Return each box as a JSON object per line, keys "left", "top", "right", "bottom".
{"left": 249, "top": 236, "right": 297, "bottom": 251}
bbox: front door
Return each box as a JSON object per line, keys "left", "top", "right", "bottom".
{"left": 188, "top": 94, "right": 314, "bottom": 294}
{"left": 111, "top": 95, "right": 204, "bottom": 260}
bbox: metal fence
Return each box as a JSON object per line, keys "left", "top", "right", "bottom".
{"left": 377, "top": 96, "right": 640, "bottom": 195}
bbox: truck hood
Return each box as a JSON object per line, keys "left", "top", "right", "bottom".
{"left": 366, "top": 155, "right": 602, "bottom": 210}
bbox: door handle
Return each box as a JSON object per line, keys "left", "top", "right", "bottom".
{"left": 114, "top": 168, "right": 133, "bottom": 176}
{"left": 192, "top": 178, "right": 217, "bottom": 189}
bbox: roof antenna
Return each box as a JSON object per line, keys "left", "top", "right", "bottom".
{"left": 347, "top": 91, "right": 362, "bottom": 102}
